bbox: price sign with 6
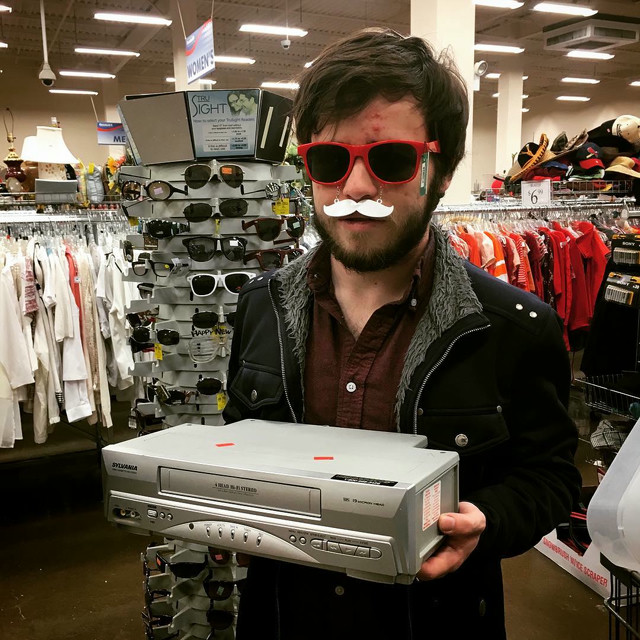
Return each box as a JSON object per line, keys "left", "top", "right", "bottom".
{"left": 521, "top": 180, "right": 551, "bottom": 207}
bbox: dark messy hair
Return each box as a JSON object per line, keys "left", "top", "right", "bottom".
{"left": 292, "top": 28, "right": 469, "bottom": 199}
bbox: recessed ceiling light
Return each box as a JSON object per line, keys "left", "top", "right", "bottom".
{"left": 474, "top": 44, "right": 524, "bottom": 54}
{"left": 533, "top": 2, "right": 597, "bottom": 17}
{"left": 0, "top": 42, "right": 7, "bottom": 49}
{"left": 240, "top": 24, "right": 307, "bottom": 37}
{"left": 492, "top": 93, "right": 528, "bottom": 98}
{"left": 566, "top": 50, "right": 613, "bottom": 60}
{"left": 474, "top": 0, "right": 523, "bottom": 8}
{"left": 199, "top": 79, "right": 217, "bottom": 86}
{"left": 0, "top": 5, "right": 12, "bottom": 12}
{"left": 94, "top": 12, "right": 172, "bottom": 26}
{"left": 562, "top": 77, "right": 599, "bottom": 84}
{"left": 49, "top": 89, "right": 99, "bottom": 96}
{"left": 166, "top": 77, "right": 176, "bottom": 83}
{"left": 630, "top": 81, "right": 640, "bottom": 87}
{"left": 556, "top": 96, "right": 590, "bottom": 101}
{"left": 75, "top": 47, "right": 140, "bottom": 57}
{"left": 214, "top": 56, "right": 255, "bottom": 65}
{"left": 59, "top": 70, "right": 116, "bottom": 79}
{"left": 304, "top": 61, "right": 314, "bottom": 68}
{"left": 523, "top": 75, "right": 528, "bottom": 80}
{"left": 522, "top": 108, "right": 530, "bottom": 112}
{"left": 261, "top": 81, "right": 300, "bottom": 90}
{"left": 485, "top": 73, "right": 529, "bottom": 80}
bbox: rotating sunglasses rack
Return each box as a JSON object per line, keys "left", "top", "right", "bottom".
{"left": 120, "top": 158, "right": 306, "bottom": 640}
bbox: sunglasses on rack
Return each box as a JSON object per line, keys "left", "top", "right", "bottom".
{"left": 155, "top": 552, "right": 207, "bottom": 578}
{"left": 142, "top": 611, "right": 178, "bottom": 640}
{"left": 203, "top": 575, "right": 246, "bottom": 601}
{"left": 188, "top": 335, "right": 228, "bottom": 364}
{"left": 132, "top": 327, "right": 182, "bottom": 346}
{"left": 243, "top": 247, "right": 303, "bottom": 271}
{"left": 192, "top": 311, "right": 236, "bottom": 329}
{"left": 182, "top": 236, "right": 247, "bottom": 262}
{"left": 144, "top": 589, "right": 174, "bottom": 618}
{"left": 144, "top": 220, "right": 191, "bottom": 239}
{"left": 137, "top": 282, "right": 155, "bottom": 300}
{"left": 187, "top": 272, "right": 252, "bottom": 297}
{"left": 206, "top": 608, "right": 236, "bottom": 632}
{"left": 196, "top": 376, "right": 224, "bottom": 396}
{"left": 207, "top": 547, "right": 250, "bottom": 567}
{"left": 132, "top": 258, "right": 190, "bottom": 278}
{"left": 123, "top": 240, "right": 134, "bottom": 262}
{"left": 122, "top": 180, "right": 189, "bottom": 202}
{"left": 297, "top": 139, "right": 440, "bottom": 185}
{"left": 241, "top": 215, "right": 306, "bottom": 242}
{"left": 183, "top": 199, "right": 249, "bottom": 223}
{"left": 154, "top": 385, "right": 195, "bottom": 406}
{"left": 126, "top": 308, "right": 160, "bottom": 328}
{"left": 240, "top": 181, "right": 282, "bottom": 200}
{"left": 184, "top": 163, "right": 244, "bottom": 189}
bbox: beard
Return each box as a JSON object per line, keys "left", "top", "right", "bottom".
{"left": 312, "top": 189, "right": 439, "bottom": 273}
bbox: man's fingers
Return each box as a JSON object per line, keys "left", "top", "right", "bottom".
{"left": 417, "top": 545, "right": 463, "bottom": 580}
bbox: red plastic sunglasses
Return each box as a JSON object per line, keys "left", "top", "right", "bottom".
{"left": 297, "top": 139, "right": 440, "bottom": 186}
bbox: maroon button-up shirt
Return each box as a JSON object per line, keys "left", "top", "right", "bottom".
{"left": 303, "top": 231, "right": 436, "bottom": 431}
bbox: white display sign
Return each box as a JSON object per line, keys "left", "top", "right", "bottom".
{"left": 185, "top": 18, "right": 215, "bottom": 84}
{"left": 521, "top": 179, "right": 552, "bottom": 207}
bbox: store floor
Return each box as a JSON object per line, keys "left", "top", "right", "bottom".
{"left": 0, "top": 486, "right": 608, "bottom": 640}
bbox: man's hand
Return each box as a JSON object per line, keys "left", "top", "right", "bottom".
{"left": 416, "top": 501, "right": 486, "bottom": 581}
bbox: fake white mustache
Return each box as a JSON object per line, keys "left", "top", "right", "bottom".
{"left": 323, "top": 198, "right": 394, "bottom": 218}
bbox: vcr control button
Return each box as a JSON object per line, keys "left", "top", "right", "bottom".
{"left": 339, "top": 544, "right": 356, "bottom": 555}
{"left": 355, "top": 547, "right": 370, "bottom": 558}
{"left": 327, "top": 542, "right": 341, "bottom": 553}
{"left": 370, "top": 548, "right": 382, "bottom": 559}
{"left": 147, "top": 509, "right": 158, "bottom": 518}
{"left": 311, "top": 539, "right": 323, "bottom": 550}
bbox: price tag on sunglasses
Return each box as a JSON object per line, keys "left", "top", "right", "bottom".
{"left": 273, "top": 198, "right": 289, "bottom": 216}
{"left": 143, "top": 234, "right": 159, "bottom": 250}
{"left": 419, "top": 153, "right": 429, "bottom": 197}
{"left": 217, "top": 392, "right": 228, "bottom": 411}
{"left": 154, "top": 343, "right": 163, "bottom": 360}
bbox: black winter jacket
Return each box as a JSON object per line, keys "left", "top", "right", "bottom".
{"left": 223, "top": 226, "right": 581, "bottom": 640}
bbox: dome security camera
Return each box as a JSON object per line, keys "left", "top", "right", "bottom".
{"left": 281, "top": 38, "right": 291, "bottom": 50}
{"left": 39, "top": 61, "right": 56, "bottom": 87}
{"left": 474, "top": 60, "right": 489, "bottom": 77}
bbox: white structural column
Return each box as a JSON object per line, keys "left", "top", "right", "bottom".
{"left": 169, "top": 0, "right": 198, "bottom": 92}
{"left": 495, "top": 68, "right": 523, "bottom": 176}
{"left": 411, "top": 0, "right": 475, "bottom": 205}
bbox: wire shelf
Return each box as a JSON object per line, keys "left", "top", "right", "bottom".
{"left": 602, "top": 555, "right": 640, "bottom": 640}
{"left": 577, "top": 375, "right": 640, "bottom": 418}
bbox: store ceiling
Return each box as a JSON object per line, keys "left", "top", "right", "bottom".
{"left": 1, "top": 0, "right": 640, "bottom": 109}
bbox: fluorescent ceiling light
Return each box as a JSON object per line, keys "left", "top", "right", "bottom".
{"left": 630, "top": 81, "right": 640, "bottom": 87}
{"left": 566, "top": 50, "right": 614, "bottom": 60}
{"left": 75, "top": 46, "right": 140, "bottom": 57}
{"left": 522, "top": 108, "right": 529, "bottom": 112}
{"left": 214, "top": 55, "right": 255, "bottom": 65}
{"left": 562, "top": 77, "right": 599, "bottom": 84}
{"left": 0, "top": 42, "right": 7, "bottom": 49}
{"left": 474, "top": 0, "right": 523, "bottom": 8}
{"left": 304, "top": 61, "right": 314, "bottom": 68}
{"left": 239, "top": 24, "right": 307, "bottom": 37}
{"left": 492, "top": 93, "right": 528, "bottom": 98}
{"left": 261, "top": 81, "right": 299, "bottom": 90}
{"left": 199, "top": 79, "right": 217, "bottom": 86}
{"left": 49, "top": 89, "right": 99, "bottom": 96}
{"left": 0, "top": 5, "right": 12, "bottom": 12}
{"left": 556, "top": 95, "right": 590, "bottom": 101}
{"left": 166, "top": 77, "right": 176, "bottom": 83}
{"left": 533, "top": 2, "right": 597, "bottom": 17}
{"left": 485, "top": 73, "right": 528, "bottom": 80}
{"left": 94, "top": 12, "right": 172, "bottom": 26}
{"left": 474, "top": 44, "right": 524, "bottom": 54}
{"left": 59, "top": 70, "right": 116, "bottom": 79}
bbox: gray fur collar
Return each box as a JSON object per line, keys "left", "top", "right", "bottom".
{"left": 273, "top": 225, "right": 483, "bottom": 429}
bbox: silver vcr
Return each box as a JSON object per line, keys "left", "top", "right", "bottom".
{"left": 102, "top": 420, "right": 459, "bottom": 584}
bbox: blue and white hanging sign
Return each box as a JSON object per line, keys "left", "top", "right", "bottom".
{"left": 97, "top": 122, "right": 127, "bottom": 145}
{"left": 186, "top": 18, "right": 215, "bottom": 84}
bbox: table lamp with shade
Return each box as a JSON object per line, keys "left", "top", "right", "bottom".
{"left": 2, "top": 108, "right": 27, "bottom": 193}
{"left": 20, "top": 125, "right": 78, "bottom": 180}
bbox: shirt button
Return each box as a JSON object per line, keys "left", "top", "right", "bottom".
{"left": 455, "top": 433, "right": 469, "bottom": 447}
{"left": 417, "top": 408, "right": 424, "bottom": 417}
{"left": 335, "top": 586, "right": 345, "bottom": 596}
{"left": 251, "top": 390, "right": 258, "bottom": 401}
{"left": 346, "top": 382, "right": 357, "bottom": 393}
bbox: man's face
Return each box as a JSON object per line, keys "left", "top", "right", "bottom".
{"left": 310, "top": 96, "right": 445, "bottom": 272}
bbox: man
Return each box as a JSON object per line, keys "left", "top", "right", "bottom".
{"left": 224, "top": 28, "right": 581, "bottom": 640}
